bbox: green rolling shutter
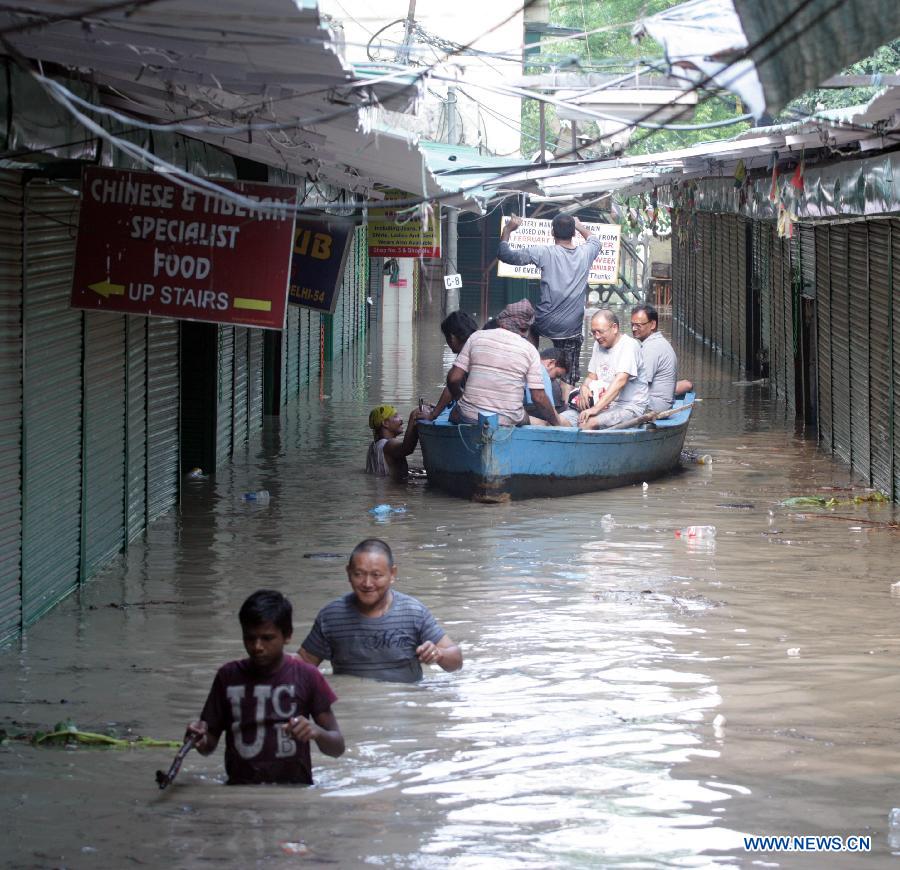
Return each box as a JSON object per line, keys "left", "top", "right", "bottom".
{"left": 125, "top": 317, "right": 147, "bottom": 540}
{"left": 868, "top": 220, "right": 892, "bottom": 495}
{"left": 232, "top": 326, "right": 249, "bottom": 449}
{"left": 82, "top": 311, "right": 126, "bottom": 576}
{"left": 215, "top": 324, "right": 233, "bottom": 468}
{"left": 299, "top": 308, "right": 310, "bottom": 387}
{"left": 829, "top": 225, "right": 852, "bottom": 466}
{"left": 848, "top": 223, "right": 871, "bottom": 480}
{"left": 892, "top": 220, "right": 900, "bottom": 500}
{"left": 248, "top": 328, "right": 263, "bottom": 429}
{"left": 21, "top": 181, "right": 82, "bottom": 625}
{"left": 0, "top": 172, "right": 23, "bottom": 641}
{"left": 815, "top": 225, "right": 833, "bottom": 454}
{"left": 285, "top": 305, "right": 299, "bottom": 401}
{"left": 146, "top": 319, "right": 180, "bottom": 521}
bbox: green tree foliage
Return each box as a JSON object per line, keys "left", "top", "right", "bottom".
{"left": 784, "top": 38, "right": 900, "bottom": 117}
{"left": 521, "top": 0, "right": 749, "bottom": 158}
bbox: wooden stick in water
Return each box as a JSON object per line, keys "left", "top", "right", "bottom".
{"left": 606, "top": 402, "right": 696, "bottom": 431}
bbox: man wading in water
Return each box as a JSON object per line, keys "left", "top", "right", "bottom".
{"left": 365, "top": 405, "right": 428, "bottom": 481}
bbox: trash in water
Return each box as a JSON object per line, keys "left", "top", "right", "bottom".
{"left": 187, "top": 468, "right": 207, "bottom": 480}
{"left": 675, "top": 525, "right": 716, "bottom": 539}
{"left": 642, "top": 482, "right": 649, "bottom": 491}
{"left": 280, "top": 841, "right": 310, "bottom": 856}
{"left": 713, "top": 713, "right": 726, "bottom": 738}
{"left": 890, "top": 581, "right": 900, "bottom": 597}
{"left": 302, "top": 553, "right": 344, "bottom": 560}
{"left": 716, "top": 503, "right": 754, "bottom": 510}
{"left": 780, "top": 491, "right": 888, "bottom": 508}
{"left": 680, "top": 450, "right": 713, "bottom": 465}
{"left": 889, "top": 808, "right": 900, "bottom": 850}
{"left": 368, "top": 504, "right": 407, "bottom": 516}
{"left": 787, "top": 647, "right": 800, "bottom": 656}
{"left": 242, "top": 490, "right": 270, "bottom": 504}
{"left": 600, "top": 514, "right": 615, "bottom": 531}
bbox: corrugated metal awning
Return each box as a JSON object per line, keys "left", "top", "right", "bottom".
{"left": 1, "top": 1, "right": 487, "bottom": 210}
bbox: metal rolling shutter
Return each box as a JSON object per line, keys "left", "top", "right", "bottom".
{"left": 771, "top": 232, "right": 785, "bottom": 401}
{"left": 829, "top": 225, "right": 852, "bottom": 466}
{"left": 736, "top": 217, "right": 748, "bottom": 372}
{"left": 248, "top": 329, "right": 263, "bottom": 430}
{"left": 716, "top": 216, "right": 727, "bottom": 353}
{"left": 847, "top": 222, "right": 871, "bottom": 481}
{"left": 125, "top": 317, "right": 147, "bottom": 540}
{"left": 783, "top": 237, "right": 797, "bottom": 414}
{"left": 756, "top": 223, "right": 772, "bottom": 376}
{"left": 299, "top": 307, "right": 310, "bottom": 387}
{"left": 722, "top": 217, "right": 734, "bottom": 360}
{"left": 21, "top": 181, "right": 82, "bottom": 625}
{"left": 671, "top": 211, "right": 684, "bottom": 325}
{"left": 310, "top": 313, "right": 322, "bottom": 381}
{"left": 82, "top": 312, "right": 126, "bottom": 576}
{"left": 146, "top": 319, "right": 180, "bottom": 521}
{"left": 701, "top": 214, "right": 712, "bottom": 343}
{"left": 867, "top": 220, "right": 892, "bottom": 494}
{"left": 814, "top": 225, "right": 833, "bottom": 453}
{"left": 215, "top": 324, "right": 233, "bottom": 467}
{"left": 892, "top": 220, "right": 900, "bottom": 500}
{"left": 232, "top": 326, "right": 249, "bottom": 449}
{"left": 0, "top": 172, "right": 23, "bottom": 640}
{"left": 284, "top": 305, "right": 299, "bottom": 401}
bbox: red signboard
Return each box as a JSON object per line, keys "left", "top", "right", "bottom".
{"left": 71, "top": 167, "right": 297, "bottom": 329}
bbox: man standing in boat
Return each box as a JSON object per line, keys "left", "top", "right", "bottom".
{"left": 572, "top": 310, "right": 649, "bottom": 430}
{"left": 497, "top": 214, "right": 600, "bottom": 385}
{"left": 447, "top": 299, "right": 562, "bottom": 427}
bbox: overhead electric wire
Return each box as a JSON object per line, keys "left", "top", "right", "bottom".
{"left": 0, "top": 0, "right": 174, "bottom": 37}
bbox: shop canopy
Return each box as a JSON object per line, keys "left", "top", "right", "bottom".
{"left": 636, "top": 0, "right": 900, "bottom": 119}
{"left": 0, "top": 0, "right": 489, "bottom": 211}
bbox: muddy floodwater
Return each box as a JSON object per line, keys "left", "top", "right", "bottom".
{"left": 3, "top": 314, "right": 900, "bottom": 869}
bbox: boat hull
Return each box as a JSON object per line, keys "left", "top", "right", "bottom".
{"left": 418, "top": 396, "right": 693, "bottom": 502}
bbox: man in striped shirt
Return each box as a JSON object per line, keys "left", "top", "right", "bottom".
{"left": 447, "top": 299, "right": 562, "bottom": 427}
{"left": 299, "top": 539, "right": 462, "bottom": 684}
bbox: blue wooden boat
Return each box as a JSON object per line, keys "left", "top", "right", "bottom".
{"left": 417, "top": 394, "right": 695, "bottom": 502}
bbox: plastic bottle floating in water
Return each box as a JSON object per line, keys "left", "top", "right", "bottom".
{"left": 681, "top": 449, "right": 713, "bottom": 465}
{"left": 675, "top": 525, "right": 716, "bottom": 539}
{"left": 242, "top": 490, "right": 270, "bottom": 504}
{"left": 368, "top": 504, "right": 407, "bottom": 516}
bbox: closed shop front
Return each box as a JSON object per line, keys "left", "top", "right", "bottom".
{"left": 0, "top": 177, "right": 184, "bottom": 641}
{"left": 0, "top": 173, "right": 23, "bottom": 641}
{"left": 812, "top": 217, "right": 900, "bottom": 499}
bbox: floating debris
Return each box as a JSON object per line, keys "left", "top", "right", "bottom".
{"left": 780, "top": 491, "right": 888, "bottom": 508}
{"left": 2, "top": 719, "right": 179, "bottom": 749}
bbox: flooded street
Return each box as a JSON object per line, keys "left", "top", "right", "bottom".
{"left": 3, "top": 313, "right": 900, "bottom": 869}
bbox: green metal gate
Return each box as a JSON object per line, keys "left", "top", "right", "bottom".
{"left": 0, "top": 172, "right": 23, "bottom": 641}
{"left": 21, "top": 180, "right": 83, "bottom": 625}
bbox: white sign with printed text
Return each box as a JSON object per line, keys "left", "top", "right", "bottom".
{"left": 498, "top": 217, "right": 621, "bottom": 285}
{"left": 443, "top": 273, "right": 463, "bottom": 290}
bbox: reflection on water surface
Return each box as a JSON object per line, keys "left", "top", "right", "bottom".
{"left": 2, "top": 316, "right": 899, "bottom": 868}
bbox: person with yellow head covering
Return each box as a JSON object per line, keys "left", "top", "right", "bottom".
{"left": 366, "top": 403, "right": 429, "bottom": 480}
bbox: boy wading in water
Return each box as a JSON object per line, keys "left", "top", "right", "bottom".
{"left": 186, "top": 590, "right": 344, "bottom": 785}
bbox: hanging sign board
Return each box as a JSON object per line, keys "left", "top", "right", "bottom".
{"left": 71, "top": 167, "right": 297, "bottom": 329}
{"left": 497, "top": 217, "right": 621, "bottom": 285}
{"left": 368, "top": 188, "right": 441, "bottom": 258}
{"left": 289, "top": 216, "right": 355, "bottom": 313}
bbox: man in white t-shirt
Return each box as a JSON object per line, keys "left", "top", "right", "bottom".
{"left": 448, "top": 299, "right": 561, "bottom": 427}
{"left": 574, "top": 309, "right": 649, "bottom": 429}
